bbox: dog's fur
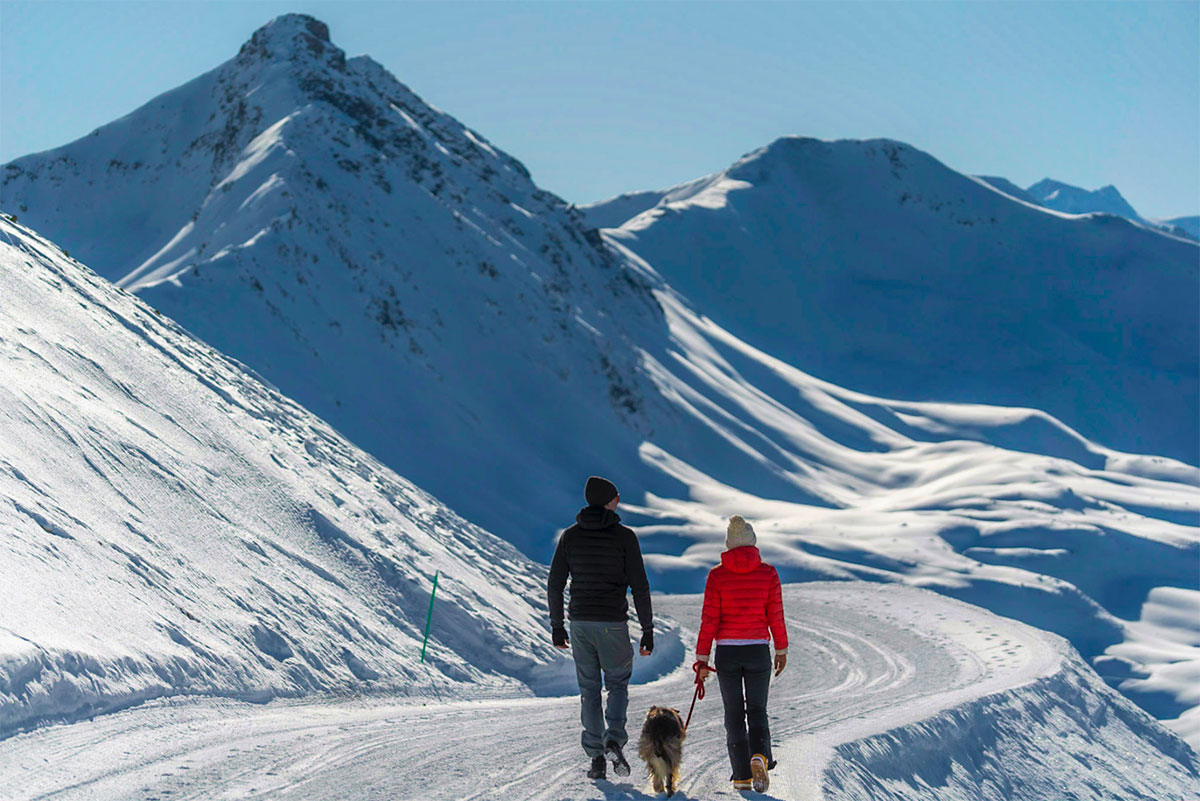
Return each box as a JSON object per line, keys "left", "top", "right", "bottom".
{"left": 637, "top": 706, "right": 686, "bottom": 797}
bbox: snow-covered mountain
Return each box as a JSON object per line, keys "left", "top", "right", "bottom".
{"left": 3, "top": 14, "right": 1199, "bottom": 747}
{"left": 1026, "top": 177, "right": 1145, "bottom": 220}
{"left": 0, "top": 216, "right": 555, "bottom": 735}
{"left": 596, "top": 137, "right": 1199, "bottom": 465}
{"left": 1003, "top": 176, "right": 1196, "bottom": 241}
{"left": 1164, "top": 214, "right": 1200, "bottom": 240}
{"left": 1, "top": 14, "right": 666, "bottom": 557}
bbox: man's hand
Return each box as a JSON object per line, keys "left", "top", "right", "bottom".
{"left": 552, "top": 626, "right": 569, "bottom": 649}
{"left": 639, "top": 630, "right": 654, "bottom": 656}
{"left": 774, "top": 652, "right": 787, "bottom": 676}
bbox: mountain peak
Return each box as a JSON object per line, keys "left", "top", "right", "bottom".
{"left": 738, "top": 135, "right": 830, "bottom": 167}
{"left": 237, "top": 13, "right": 343, "bottom": 68}
{"left": 253, "top": 13, "right": 328, "bottom": 43}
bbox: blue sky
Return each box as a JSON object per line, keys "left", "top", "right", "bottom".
{"left": 2, "top": 1, "right": 1197, "bottom": 218}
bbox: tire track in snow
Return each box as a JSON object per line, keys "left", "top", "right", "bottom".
{"left": 2, "top": 584, "right": 1056, "bottom": 801}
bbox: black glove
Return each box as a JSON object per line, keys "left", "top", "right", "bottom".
{"left": 552, "top": 625, "right": 569, "bottom": 648}
{"left": 640, "top": 630, "right": 654, "bottom": 654}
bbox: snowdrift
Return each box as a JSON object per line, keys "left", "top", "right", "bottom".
{"left": 822, "top": 650, "right": 1200, "bottom": 800}
{"left": 0, "top": 217, "right": 555, "bottom": 736}
{"left": 762, "top": 584, "right": 1200, "bottom": 800}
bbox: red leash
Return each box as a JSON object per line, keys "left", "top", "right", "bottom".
{"left": 684, "top": 661, "right": 715, "bottom": 733}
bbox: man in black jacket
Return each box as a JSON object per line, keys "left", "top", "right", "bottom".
{"left": 548, "top": 475, "right": 654, "bottom": 780}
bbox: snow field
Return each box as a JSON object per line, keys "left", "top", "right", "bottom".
{"left": 0, "top": 218, "right": 555, "bottom": 736}
{"left": 1, "top": 584, "right": 1196, "bottom": 800}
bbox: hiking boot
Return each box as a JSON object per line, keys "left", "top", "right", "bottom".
{"left": 604, "top": 740, "right": 631, "bottom": 777}
{"left": 751, "top": 754, "right": 770, "bottom": 792}
{"left": 587, "top": 755, "right": 606, "bottom": 780}
{"left": 732, "top": 778, "right": 753, "bottom": 791}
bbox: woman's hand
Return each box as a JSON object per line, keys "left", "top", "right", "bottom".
{"left": 774, "top": 652, "right": 787, "bottom": 676}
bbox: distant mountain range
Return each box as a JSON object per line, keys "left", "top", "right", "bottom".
{"left": 3, "top": 13, "right": 1198, "bottom": 744}
{"left": 1022, "top": 177, "right": 1194, "bottom": 241}
{"left": 594, "top": 174, "right": 1198, "bottom": 243}
{"left": 1165, "top": 214, "right": 1200, "bottom": 239}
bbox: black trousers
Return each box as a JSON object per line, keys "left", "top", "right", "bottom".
{"left": 715, "top": 643, "right": 773, "bottom": 781}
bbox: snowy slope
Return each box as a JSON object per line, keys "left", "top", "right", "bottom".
{"left": 973, "top": 175, "right": 1040, "bottom": 206}
{"left": 2, "top": 585, "right": 1197, "bottom": 800}
{"left": 578, "top": 174, "right": 717, "bottom": 230}
{"left": 0, "top": 216, "right": 557, "bottom": 736}
{"left": 611, "top": 277, "right": 1200, "bottom": 746}
{"left": 3, "top": 15, "right": 1199, "bottom": 746}
{"left": 578, "top": 188, "right": 672, "bottom": 230}
{"left": 602, "top": 137, "right": 1199, "bottom": 464}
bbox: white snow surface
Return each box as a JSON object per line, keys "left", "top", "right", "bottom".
{"left": 2, "top": 584, "right": 1197, "bottom": 800}
{"left": 0, "top": 217, "right": 558, "bottom": 736}
{"left": 2, "top": 13, "right": 1199, "bottom": 749}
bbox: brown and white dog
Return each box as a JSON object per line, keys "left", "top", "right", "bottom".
{"left": 637, "top": 706, "right": 686, "bottom": 797}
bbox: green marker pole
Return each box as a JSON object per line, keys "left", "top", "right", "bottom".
{"left": 420, "top": 570, "right": 439, "bottom": 663}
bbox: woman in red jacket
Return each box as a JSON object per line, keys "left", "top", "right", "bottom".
{"left": 696, "top": 515, "right": 787, "bottom": 793}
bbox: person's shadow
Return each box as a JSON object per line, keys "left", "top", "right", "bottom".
{"left": 593, "top": 779, "right": 661, "bottom": 800}
{"left": 594, "top": 779, "right": 682, "bottom": 800}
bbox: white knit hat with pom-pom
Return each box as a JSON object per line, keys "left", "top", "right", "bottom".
{"left": 725, "top": 515, "right": 756, "bottom": 549}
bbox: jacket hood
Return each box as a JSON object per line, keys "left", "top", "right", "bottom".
{"left": 721, "top": 545, "right": 762, "bottom": 573}
{"left": 576, "top": 506, "right": 620, "bottom": 530}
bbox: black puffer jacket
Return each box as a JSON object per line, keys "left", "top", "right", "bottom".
{"left": 547, "top": 507, "right": 653, "bottom": 632}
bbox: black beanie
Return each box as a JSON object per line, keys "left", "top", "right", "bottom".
{"left": 585, "top": 476, "right": 618, "bottom": 507}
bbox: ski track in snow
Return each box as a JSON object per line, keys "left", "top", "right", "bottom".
{"left": 4, "top": 585, "right": 1197, "bottom": 801}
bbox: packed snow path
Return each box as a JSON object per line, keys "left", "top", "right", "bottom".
{"left": 5, "top": 585, "right": 1197, "bottom": 801}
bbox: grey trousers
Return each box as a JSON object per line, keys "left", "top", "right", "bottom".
{"left": 570, "top": 620, "right": 633, "bottom": 757}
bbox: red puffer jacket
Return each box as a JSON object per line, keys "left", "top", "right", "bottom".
{"left": 696, "top": 545, "right": 787, "bottom": 657}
